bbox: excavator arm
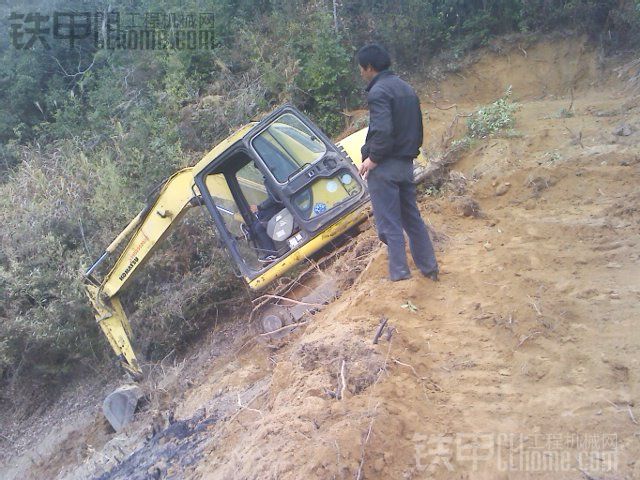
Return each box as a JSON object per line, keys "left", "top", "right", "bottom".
{"left": 84, "top": 168, "right": 200, "bottom": 375}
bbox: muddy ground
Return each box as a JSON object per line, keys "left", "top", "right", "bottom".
{"left": 1, "top": 35, "right": 639, "bottom": 479}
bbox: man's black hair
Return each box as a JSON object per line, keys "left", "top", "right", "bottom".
{"left": 357, "top": 44, "right": 391, "bottom": 72}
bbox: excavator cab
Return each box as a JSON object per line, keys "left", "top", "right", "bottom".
{"left": 193, "top": 105, "right": 368, "bottom": 286}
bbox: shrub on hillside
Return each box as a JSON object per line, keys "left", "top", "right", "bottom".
{"left": 467, "top": 88, "right": 519, "bottom": 138}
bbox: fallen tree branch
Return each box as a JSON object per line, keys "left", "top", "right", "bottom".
{"left": 515, "top": 331, "right": 542, "bottom": 349}
{"left": 392, "top": 357, "right": 422, "bottom": 379}
{"left": 627, "top": 405, "right": 638, "bottom": 425}
{"left": 226, "top": 389, "right": 268, "bottom": 427}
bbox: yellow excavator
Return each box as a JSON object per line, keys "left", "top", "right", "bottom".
{"left": 84, "top": 105, "right": 370, "bottom": 429}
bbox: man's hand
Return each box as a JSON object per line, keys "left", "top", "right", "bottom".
{"left": 358, "top": 157, "right": 378, "bottom": 180}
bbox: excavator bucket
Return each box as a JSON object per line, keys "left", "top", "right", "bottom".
{"left": 85, "top": 284, "right": 145, "bottom": 430}
{"left": 103, "top": 384, "right": 144, "bottom": 432}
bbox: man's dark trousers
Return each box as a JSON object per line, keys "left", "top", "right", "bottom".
{"left": 367, "top": 158, "right": 438, "bottom": 280}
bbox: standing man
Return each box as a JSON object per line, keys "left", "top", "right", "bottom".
{"left": 357, "top": 43, "right": 439, "bottom": 282}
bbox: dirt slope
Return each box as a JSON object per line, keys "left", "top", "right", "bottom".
{"left": 2, "top": 35, "right": 639, "bottom": 480}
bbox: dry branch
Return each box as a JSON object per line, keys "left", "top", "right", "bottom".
{"left": 372, "top": 317, "right": 389, "bottom": 344}
{"left": 226, "top": 390, "right": 267, "bottom": 427}
{"left": 253, "top": 294, "right": 324, "bottom": 307}
{"left": 627, "top": 405, "right": 638, "bottom": 425}
{"left": 339, "top": 360, "right": 347, "bottom": 400}
{"left": 527, "top": 295, "right": 542, "bottom": 316}
{"left": 355, "top": 402, "right": 380, "bottom": 480}
{"left": 258, "top": 321, "right": 309, "bottom": 337}
{"left": 515, "top": 331, "right": 542, "bottom": 349}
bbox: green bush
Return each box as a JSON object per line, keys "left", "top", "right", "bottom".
{"left": 291, "top": 12, "right": 356, "bottom": 135}
{"left": 467, "top": 88, "right": 519, "bottom": 138}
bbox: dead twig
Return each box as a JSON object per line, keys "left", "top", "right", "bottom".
{"left": 627, "top": 405, "right": 638, "bottom": 425}
{"left": 441, "top": 359, "right": 475, "bottom": 371}
{"left": 431, "top": 102, "right": 458, "bottom": 111}
{"left": 250, "top": 294, "right": 323, "bottom": 324}
{"left": 355, "top": 402, "right": 380, "bottom": 480}
{"left": 372, "top": 337, "right": 394, "bottom": 387}
{"left": 440, "top": 112, "right": 471, "bottom": 150}
{"left": 334, "top": 440, "right": 343, "bottom": 479}
{"left": 515, "top": 331, "right": 542, "bottom": 349}
{"left": 605, "top": 399, "right": 621, "bottom": 411}
{"left": 372, "top": 317, "right": 389, "bottom": 344}
{"left": 253, "top": 294, "right": 324, "bottom": 308}
{"left": 567, "top": 87, "right": 574, "bottom": 113}
{"left": 78, "top": 217, "right": 91, "bottom": 256}
{"left": 237, "top": 393, "right": 263, "bottom": 417}
{"left": 339, "top": 360, "right": 347, "bottom": 400}
{"left": 258, "top": 321, "right": 309, "bottom": 337}
{"left": 393, "top": 357, "right": 422, "bottom": 379}
{"left": 351, "top": 250, "right": 380, "bottom": 288}
{"left": 563, "top": 124, "right": 584, "bottom": 148}
{"left": 606, "top": 399, "right": 639, "bottom": 425}
{"left": 227, "top": 390, "right": 267, "bottom": 426}
{"left": 393, "top": 357, "right": 441, "bottom": 396}
{"left": 385, "top": 326, "right": 395, "bottom": 342}
{"left": 249, "top": 238, "right": 356, "bottom": 323}
{"left": 527, "top": 295, "right": 542, "bottom": 316}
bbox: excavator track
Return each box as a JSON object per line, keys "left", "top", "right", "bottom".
{"left": 250, "top": 225, "right": 365, "bottom": 339}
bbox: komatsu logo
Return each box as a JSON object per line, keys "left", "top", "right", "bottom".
{"left": 119, "top": 256, "right": 139, "bottom": 281}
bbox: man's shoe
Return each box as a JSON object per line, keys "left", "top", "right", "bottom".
{"left": 422, "top": 270, "right": 439, "bottom": 282}
{"left": 390, "top": 271, "right": 412, "bottom": 282}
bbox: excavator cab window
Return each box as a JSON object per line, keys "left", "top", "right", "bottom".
{"left": 248, "top": 108, "right": 364, "bottom": 230}
{"left": 252, "top": 113, "right": 327, "bottom": 183}
{"left": 201, "top": 153, "right": 280, "bottom": 271}
{"left": 204, "top": 168, "right": 262, "bottom": 270}
{"left": 234, "top": 161, "right": 292, "bottom": 264}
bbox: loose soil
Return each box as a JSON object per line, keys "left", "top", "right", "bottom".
{"left": 2, "top": 35, "right": 639, "bottom": 480}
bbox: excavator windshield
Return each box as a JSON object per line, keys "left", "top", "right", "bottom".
{"left": 252, "top": 113, "right": 327, "bottom": 182}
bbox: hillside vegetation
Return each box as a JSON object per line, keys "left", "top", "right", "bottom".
{"left": 1, "top": 0, "right": 639, "bottom": 408}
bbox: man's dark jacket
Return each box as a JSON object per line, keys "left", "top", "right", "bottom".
{"left": 361, "top": 70, "right": 423, "bottom": 163}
